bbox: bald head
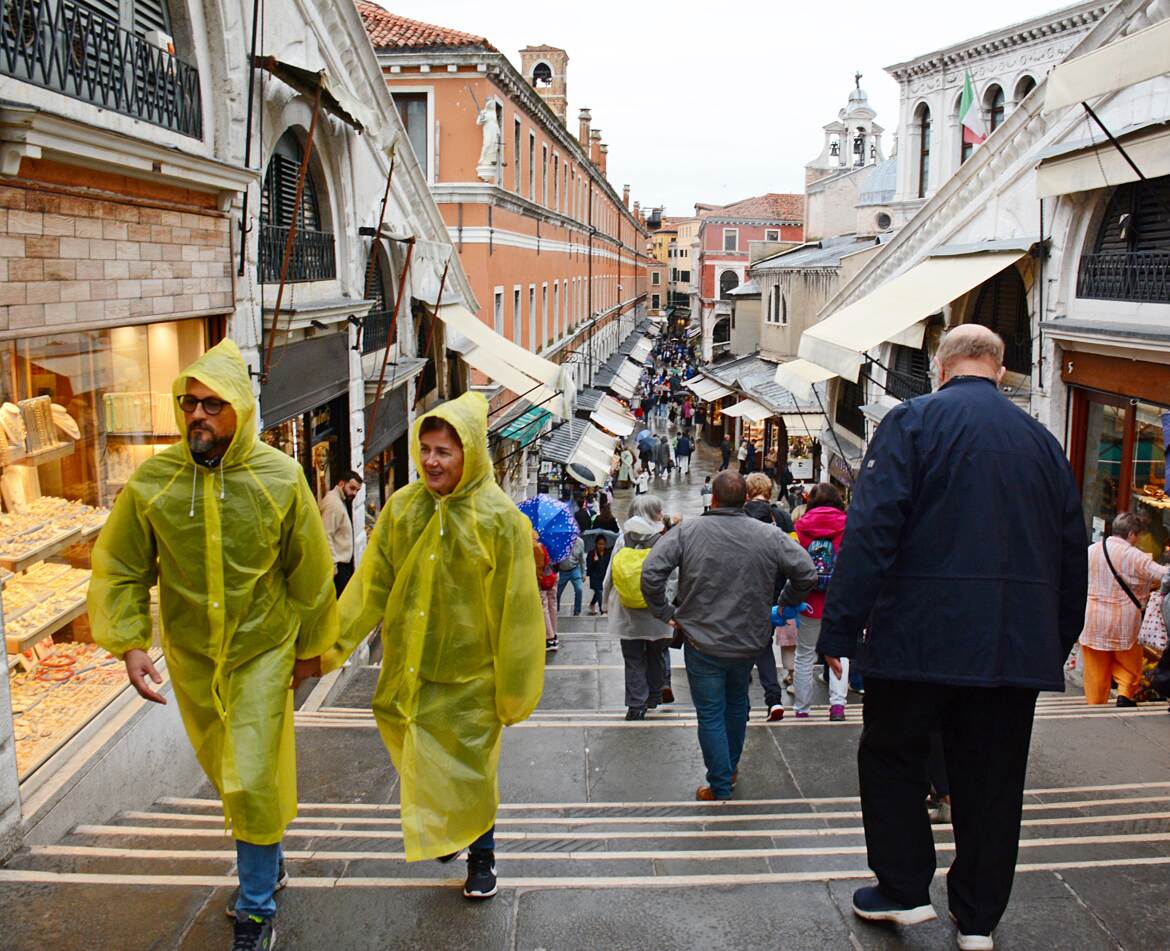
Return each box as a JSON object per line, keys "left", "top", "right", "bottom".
{"left": 935, "top": 324, "right": 1006, "bottom": 387}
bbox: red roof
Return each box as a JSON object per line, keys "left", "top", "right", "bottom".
{"left": 717, "top": 193, "right": 805, "bottom": 222}
{"left": 356, "top": 2, "right": 497, "bottom": 52}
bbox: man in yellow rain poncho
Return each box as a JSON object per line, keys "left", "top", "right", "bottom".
{"left": 299, "top": 391, "right": 545, "bottom": 900}
{"left": 89, "top": 338, "right": 337, "bottom": 951}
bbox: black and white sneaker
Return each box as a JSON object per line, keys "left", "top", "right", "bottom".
{"left": 463, "top": 851, "right": 498, "bottom": 899}
{"left": 852, "top": 885, "right": 937, "bottom": 925}
{"left": 231, "top": 915, "right": 276, "bottom": 951}
{"left": 545, "top": 637, "right": 558, "bottom": 652}
{"left": 225, "top": 861, "right": 288, "bottom": 918}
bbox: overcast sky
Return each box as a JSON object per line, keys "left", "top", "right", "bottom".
{"left": 375, "top": 0, "right": 1084, "bottom": 216}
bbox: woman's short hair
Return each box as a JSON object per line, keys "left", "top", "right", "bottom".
{"left": 628, "top": 493, "right": 663, "bottom": 523}
{"left": 1111, "top": 512, "right": 1147, "bottom": 538}
{"left": 806, "top": 482, "right": 845, "bottom": 511}
{"left": 745, "top": 472, "right": 774, "bottom": 500}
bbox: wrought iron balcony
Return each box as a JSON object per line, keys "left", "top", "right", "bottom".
{"left": 1077, "top": 250, "right": 1170, "bottom": 305}
{"left": 258, "top": 223, "right": 336, "bottom": 284}
{"left": 1, "top": 0, "right": 202, "bottom": 138}
{"left": 361, "top": 310, "right": 394, "bottom": 354}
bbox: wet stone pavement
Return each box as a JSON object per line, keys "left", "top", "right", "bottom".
{"left": 3, "top": 422, "right": 1170, "bottom": 949}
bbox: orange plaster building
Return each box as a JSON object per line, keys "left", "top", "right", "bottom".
{"left": 357, "top": 5, "right": 653, "bottom": 398}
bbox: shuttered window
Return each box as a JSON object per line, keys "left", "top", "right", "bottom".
{"left": 261, "top": 132, "right": 322, "bottom": 231}
{"left": 888, "top": 343, "right": 931, "bottom": 400}
{"left": 1092, "top": 176, "right": 1170, "bottom": 254}
{"left": 258, "top": 130, "right": 333, "bottom": 283}
{"left": 132, "top": 0, "right": 170, "bottom": 35}
{"left": 971, "top": 267, "right": 1031, "bottom": 376}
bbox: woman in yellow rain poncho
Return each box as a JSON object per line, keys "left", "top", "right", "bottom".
{"left": 89, "top": 338, "right": 337, "bottom": 932}
{"left": 318, "top": 391, "right": 544, "bottom": 895}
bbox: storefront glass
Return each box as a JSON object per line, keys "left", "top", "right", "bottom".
{"left": 1130, "top": 401, "right": 1169, "bottom": 560}
{"left": 1080, "top": 399, "right": 1126, "bottom": 540}
{"left": 260, "top": 394, "right": 347, "bottom": 501}
{"left": 0, "top": 319, "right": 205, "bottom": 779}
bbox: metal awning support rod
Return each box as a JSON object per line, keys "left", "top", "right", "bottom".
{"left": 412, "top": 259, "right": 450, "bottom": 410}
{"left": 260, "top": 80, "right": 323, "bottom": 384}
{"left": 237, "top": 0, "right": 263, "bottom": 277}
{"left": 364, "top": 237, "right": 415, "bottom": 454}
{"left": 1081, "top": 102, "right": 1170, "bottom": 220}
{"left": 358, "top": 150, "right": 397, "bottom": 353}
{"left": 486, "top": 380, "right": 551, "bottom": 424}
{"left": 814, "top": 383, "right": 857, "bottom": 483}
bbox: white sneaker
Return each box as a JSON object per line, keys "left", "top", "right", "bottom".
{"left": 957, "top": 933, "right": 993, "bottom": 950}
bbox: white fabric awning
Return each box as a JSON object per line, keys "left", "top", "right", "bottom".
{"left": 567, "top": 425, "right": 617, "bottom": 487}
{"left": 799, "top": 251, "right": 1026, "bottom": 382}
{"left": 616, "top": 359, "right": 643, "bottom": 387}
{"left": 1044, "top": 18, "right": 1170, "bottom": 113}
{"left": 590, "top": 405, "right": 635, "bottom": 437}
{"left": 629, "top": 338, "right": 654, "bottom": 363}
{"left": 773, "top": 359, "right": 837, "bottom": 401}
{"left": 456, "top": 345, "right": 566, "bottom": 419}
{"left": 684, "top": 376, "right": 734, "bottom": 402}
{"left": 610, "top": 374, "right": 637, "bottom": 400}
{"left": 1036, "top": 122, "right": 1170, "bottom": 198}
{"left": 779, "top": 412, "right": 829, "bottom": 432}
{"left": 720, "top": 398, "right": 774, "bottom": 422}
{"left": 437, "top": 303, "right": 562, "bottom": 388}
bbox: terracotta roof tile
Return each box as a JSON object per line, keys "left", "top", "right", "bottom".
{"left": 356, "top": 2, "right": 497, "bottom": 52}
{"left": 718, "top": 193, "right": 805, "bottom": 222}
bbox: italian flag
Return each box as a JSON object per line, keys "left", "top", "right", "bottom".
{"left": 959, "top": 71, "right": 987, "bottom": 146}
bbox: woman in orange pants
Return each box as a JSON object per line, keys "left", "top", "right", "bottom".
{"left": 1078, "top": 513, "right": 1167, "bottom": 706}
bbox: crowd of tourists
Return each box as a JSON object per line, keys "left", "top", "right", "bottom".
{"left": 86, "top": 324, "right": 1170, "bottom": 951}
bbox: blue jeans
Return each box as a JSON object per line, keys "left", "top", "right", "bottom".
{"left": 236, "top": 840, "right": 283, "bottom": 920}
{"left": 684, "top": 642, "right": 753, "bottom": 799}
{"left": 470, "top": 825, "right": 495, "bottom": 855}
{"left": 557, "top": 567, "right": 583, "bottom": 615}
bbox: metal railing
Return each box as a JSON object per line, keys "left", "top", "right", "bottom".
{"left": 1077, "top": 250, "right": 1170, "bottom": 304}
{"left": 1, "top": 0, "right": 202, "bottom": 138}
{"left": 258, "top": 223, "right": 336, "bottom": 284}
{"left": 361, "top": 310, "right": 393, "bottom": 354}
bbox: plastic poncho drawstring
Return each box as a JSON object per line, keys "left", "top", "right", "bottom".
{"left": 321, "top": 392, "right": 545, "bottom": 861}
{"left": 89, "top": 338, "right": 338, "bottom": 846}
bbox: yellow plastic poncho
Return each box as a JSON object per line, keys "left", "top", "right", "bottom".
{"left": 321, "top": 392, "right": 545, "bottom": 860}
{"left": 89, "top": 338, "right": 338, "bottom": 845}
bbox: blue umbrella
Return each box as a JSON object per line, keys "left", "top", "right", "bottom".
{"left": 637, "top": 429, "right": 651, "bottom": 443}
{"left": 519, "top": 495, "right": 580, "bottom": 564}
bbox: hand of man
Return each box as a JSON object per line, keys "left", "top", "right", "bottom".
{"left": 124, "top": 648, "right": 166, "bottom": 705}
{"left": 824, "top": 656, "right": 843, "bottom": 680}
{"left": 292, "top": 656, "right": 322, "bottom": 689}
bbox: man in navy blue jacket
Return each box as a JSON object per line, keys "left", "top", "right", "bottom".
{"left": 818, "top": 324, "right": 1088, "bottom": 949}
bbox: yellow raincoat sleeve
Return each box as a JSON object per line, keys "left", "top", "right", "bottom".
{"left": 319, "top": 501, "right": 395, "bottom": 674}
{"left": 487, "top": 514, "right": 545, "bottom": 725}
{"left": 282, "top": 475, "right": 340, "bottom": 660}
{"left": 88, "top": 484, "right": 159, "bottom": 658}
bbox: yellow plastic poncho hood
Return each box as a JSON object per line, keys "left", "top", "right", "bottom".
{"left": 323, "top": 391, "right": 545, "bottom": 860}
{"left": 89, "top": 338, "right": 338, "bottom": 844}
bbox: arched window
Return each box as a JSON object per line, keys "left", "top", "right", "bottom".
{"left": 712, "top": 316, "right": 731, "bottom": 345}
{"left": 987, "top": 85, "right": 1005, "bottom": 133}
{"left": 971, "top": 266, "right": 1031, "bottom": 376}
{"left": 1014, "top": 75, "right": 1037, "bottom": 104}
{"left": 719, "top": 270, "right": 739, "bottom": 299}
{"left": 532, "top": 62, "right": 552, "bottom": 87}
{"left": 362, "top": 250, "right": 395, "bottom": 353}
{"left": 1077, "top": 174, "right": 1170, "bottom": 303}
{"left": 916, "top": 104, "right": 931, "bottom": 198}
{"left": 259, "top": 130, "right": 335, "bottom": 283}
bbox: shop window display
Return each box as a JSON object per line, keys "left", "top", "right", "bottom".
{"left": 1, "top": 319, "right": 205, "bottom": 778}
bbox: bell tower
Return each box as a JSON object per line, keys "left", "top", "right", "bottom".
{"left": 520, "top": 45, "right": 569, "bottom": 125}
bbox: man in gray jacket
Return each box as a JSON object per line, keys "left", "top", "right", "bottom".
{"left": 641, "top": 471, "right": 817, "bottom": 800}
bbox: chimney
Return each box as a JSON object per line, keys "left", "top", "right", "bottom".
{"left": 578, "top": 108, "right": 592, "bottom": 148}
{"left": 599, "top": 143, "right": 608, "bottom": 177}
{"left": 589, "top": 129, "right": 602, "bottom": 165}
{"left": 622, "top": 184, "right": 630, "bottom": 208}
{"left": 633, "top": 201, "right": 641, "bottom": 224}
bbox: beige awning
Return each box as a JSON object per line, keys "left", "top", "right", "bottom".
{"left": 779, "top": 412, "right": 829, "bottom": 432}
{"left": 1036, "top": 121, "right": 1170, "bottom": 198}
{"left": 629, "top": 338, "right": 654, "bottom": 363}
{"left": 1044, "top": 18, "right": 1170, "bottom": 113}
{"left": 799, "top": 251, "right": 1026, "bottom": 382}
{"left": 773, "top": 359, "right": 837, "bottom": 401}
{"left": 567, "top": 425, "right": 617, "bottom": 487}
{"left": 616, "top": 359, "right": 643, "bottom": 387}
{"left": 437, "top": 303, "right": 562, "bottom": 388}
{"left": 720, "top": 398, "right": 774, "bottom": 422}
{"left": 455, "top": 345, "right": 567, "bottom": 418}
{"left": 610, "top": 374, "right": 637, "bottom": 399}
{"left": 684, "top": 376, "right": 734, "bottom": 402}
{"left": 590, "top": 405, "right": 635, "bottom": 438}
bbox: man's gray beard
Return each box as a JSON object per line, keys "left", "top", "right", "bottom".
{"left": 188, "top": 428, "right": 229, "bottom": 457}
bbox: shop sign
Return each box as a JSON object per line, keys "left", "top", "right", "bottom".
{"left": 260, "top": 334, "right": 349, "bottom": 427}
{"left": 828, "top": 453, "right": 855, "bottom": 487}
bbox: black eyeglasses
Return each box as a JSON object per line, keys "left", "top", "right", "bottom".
{"left": 177, "top": 394, "right": 229, "bottom": 416}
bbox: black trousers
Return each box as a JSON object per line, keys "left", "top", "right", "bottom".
{"left": 858, "top": 678, "right": 1038, "bottom": 936}
{"left": 334, "top": 560, "right": 354, "bottom": 598}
